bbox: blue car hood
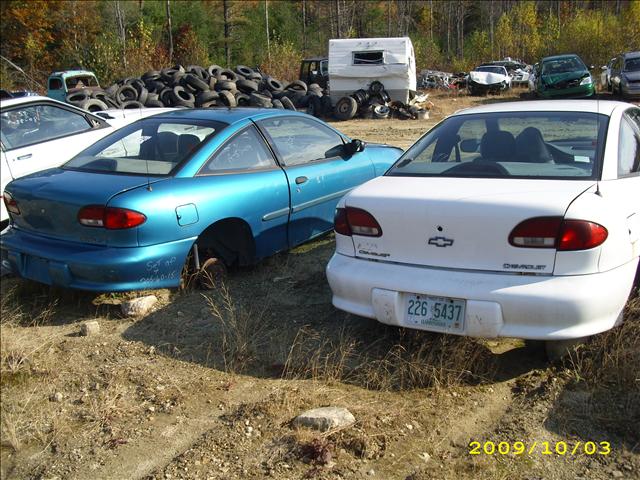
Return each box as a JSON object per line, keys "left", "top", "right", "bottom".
{"left": 5, "top": 168, "right": 165, "bottom": 245}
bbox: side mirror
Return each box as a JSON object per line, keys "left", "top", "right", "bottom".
{"left": 343, "top": 139, "right": 366, "bottom": 157}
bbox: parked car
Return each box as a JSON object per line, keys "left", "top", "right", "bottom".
{"left": 0, "top": 95, "right": 172, "bottom": 228}
{"left": 1, "top": 108, "right": 402, "bottom": 291}
{"left": 47, "top": 69, "right": 101, "bottom": 104}
{"left": 600, "top": 57, "right": 616, "bottom": 91}
{"left": 534, "top": 54, "right": 595, "bottom": 98}
{"left": 326, "top": 100, "right": 640, "bottom": 358}
{"left": 467, "top": 65, "right": 511, "bottom": 95}
{"left": 609, "top": 51, "right": 640, "bottom": 99}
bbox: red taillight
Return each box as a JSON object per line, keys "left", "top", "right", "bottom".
{"left": 509, "top": 217, "right": 607, "bottom": 251}
{"left": 509, "top": 217, "right": 562, "bottom": 248}
{"left": 558, "top": 220, "right": 608, "bottom": 251}
{"left": 334, "top": 208, "right": 351, "bottom": 236}
{"left": 3, "top": 192, "right": 20, "bottom": 215}
{"left": 334, "top": 207, "right": 382, "bottom": 237}
{"left": 78, "top": 205, "right": 146, "bottom": 229}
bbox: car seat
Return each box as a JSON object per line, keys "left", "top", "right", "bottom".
{"left": 515, "top": 127, "right": 553, "bottom": 163}
{"left": 479, "top": 130, "right": 516, "bottom": 162}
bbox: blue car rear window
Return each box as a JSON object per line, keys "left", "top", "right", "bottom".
{"left": 64, "top": 118, "right": 226, "bottom": 175}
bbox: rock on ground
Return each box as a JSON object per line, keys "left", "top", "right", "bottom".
{"left": 121, "top": 295, "right": 158, "bottom": 317}
{"left": 293, "top": 406, "right": 355, "bottom": 432}
{"left": 80, "top": 320, "right": 100, "bottom": 336}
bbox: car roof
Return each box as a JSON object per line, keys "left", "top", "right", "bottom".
{"left": 453, "top": 100, "right": 631, "bottom": 117}
{"left": 49, "top": 70, "right": 97, "bottom": 78}
{"left": 148, "top": 107, "right": 312, "bottom": 126}
{"left": 541, "top": 54, "right": 581, "bottom": 62}
{"left": 622, "top": 51, "right": 640, "bottom": 59}
{"left": 0, "top": 95, "right": 60, "bottom": 109}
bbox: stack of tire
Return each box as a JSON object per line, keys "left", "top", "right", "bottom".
{"left": 64, "top": 64, "right": 333, "bottom": 117}
{"left": 332, "top": 80, "right": 428, "bottom": 121}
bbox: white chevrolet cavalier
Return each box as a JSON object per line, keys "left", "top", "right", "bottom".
{"left": 327, "top": 100, "right": 640, "bottom": 355}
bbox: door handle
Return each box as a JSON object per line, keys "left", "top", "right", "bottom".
{"left": 295, "top": 176, "right": 308, "bottom": 185}
{"left": 16, "top": 154, "right": 32, "bottom": 160}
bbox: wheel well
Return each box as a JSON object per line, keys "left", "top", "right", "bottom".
{"left": 196, "top": 218, "right": 256, "bottom": 267}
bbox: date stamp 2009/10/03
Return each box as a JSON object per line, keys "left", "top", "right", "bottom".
{"left": 469, "top": 441, "right": 611, "bottom": 456}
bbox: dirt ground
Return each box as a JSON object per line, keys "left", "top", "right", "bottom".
{"left": 1, "top": 89, "right": 639, "bottom": 480}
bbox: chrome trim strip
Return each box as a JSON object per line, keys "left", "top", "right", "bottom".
{"left": 262, "top": 207, "right": 290, "bottom": 222}
{"left": 291, "top": 187, "right": 352, "bottom": 214}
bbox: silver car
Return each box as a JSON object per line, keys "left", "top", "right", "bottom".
{"left": 610, "top": 51, "right": 640, "bottom": 99}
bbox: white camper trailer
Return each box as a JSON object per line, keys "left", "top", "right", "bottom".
{"left": 328, "top": 37, "right": 417, "bottom": 104}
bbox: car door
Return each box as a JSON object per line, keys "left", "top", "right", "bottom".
{"left": 256, "top": 115, "right": 375, "bottom": 247}
{"left": 0, "top": 101, "right": 110, "bottom": 181}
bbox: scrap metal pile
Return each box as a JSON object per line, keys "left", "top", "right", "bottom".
{"left": 64, "top": 64, "right": 328, "bottom": 113}
{"left": 333, "top": 80, "right": 432, "bottom": 121}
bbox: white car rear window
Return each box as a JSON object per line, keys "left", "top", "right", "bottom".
{"left": 388, "top": 111, "right": 607, "bottom": 180}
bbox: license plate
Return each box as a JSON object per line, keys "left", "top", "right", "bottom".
{"left": 405, "top": 294, "right": 466, "bottom": 333}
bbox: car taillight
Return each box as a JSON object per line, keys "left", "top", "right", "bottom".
{"left": 334, "top": 207, "right": 382, "bottom": 237}
{"left": 3, "top": 192, "right": 20, "bottom": 215}
{"left": 558, "top": 220, "right": 608, "bottom": 251}
{"left": 509, "top": 217, "right": 607, "bottom": 251}
{"left": 334, "top": 208, "right": 351, "bottom": 236}
{"left": 78, "top": 205, "right": 146, "bottom": 229}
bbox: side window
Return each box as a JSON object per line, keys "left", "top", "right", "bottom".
{"left": 618, "top": 113, "right": 640, "bottom": 177}
{"left": 49, "top": 78, "right": 63, "bottom": 90}
{"left": 0, "top": 104, "right": 91, "bottom": 150}
{"left": 200, "top": 126, "right": 274, "bottom": 174}
{"left": 259, "top": 117, "right": 344, "bottom": 166}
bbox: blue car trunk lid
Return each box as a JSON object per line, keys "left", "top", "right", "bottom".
{"left": 6, "top": 168, "right": 161, "bottom": 246}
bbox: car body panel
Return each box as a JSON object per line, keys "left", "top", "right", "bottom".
{"left": 326, "top": 100, "right": 639, "bottom": 341}
{"left": 536, "top": 54, "right": 595, "bottom": 98}
{"left": 610, "top": 51, "right": 640, "bottom": 98}
{"left": 1, "top": 108, "right": 402, "bottom": 291}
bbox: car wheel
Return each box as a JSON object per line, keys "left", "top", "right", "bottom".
{"left": 334, "top": 96, "right": 358, "bottom": 120}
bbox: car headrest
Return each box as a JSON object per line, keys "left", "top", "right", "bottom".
{"left": 480, "top": 130, "right": 516, "bottom": 161}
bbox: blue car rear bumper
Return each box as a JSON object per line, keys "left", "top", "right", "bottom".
{"left": 1, "top": 227, "right": 194, "bottom": 291}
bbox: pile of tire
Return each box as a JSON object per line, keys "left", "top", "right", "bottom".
{"left": 64, "top": 64, "right": 331, "bottom": 115}
{"left": 332, "top": 80, "right": 428, "bottom": 121}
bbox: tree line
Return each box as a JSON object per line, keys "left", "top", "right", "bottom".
{"left": 1, "top": 0, "right": 638, "bottom": 90}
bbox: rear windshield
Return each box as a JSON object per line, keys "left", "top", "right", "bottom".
{"left": 386, "top": 111, "right": 608, "bottom": 180}
{"left": 475, "top": 66, "right": 505, "bottom": 75}
{"left": 64, "top": 118, "right": 225, "bottom": 175}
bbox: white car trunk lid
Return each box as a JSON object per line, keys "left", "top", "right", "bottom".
{"left": 346, "top": 176, "right": 595, "bottom": 274}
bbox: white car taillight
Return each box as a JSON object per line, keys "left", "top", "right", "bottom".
{"left": 509, "top": 217, "right": 608, "bottom": 251}
{"left": 334, "top": 207, "right": 383, "bottom": 237}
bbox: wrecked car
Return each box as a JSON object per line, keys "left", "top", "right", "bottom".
{"left": 1, "top": 108, "right": 402, "bottom": 291}
{"left": 467, "top": 65, "right": 511, "bottom": 95}
{"left": 326, "top": 100, "right": 639, "bottom": 359}
{"left": 534, "top": 54, "right": 595, "bottom": 98}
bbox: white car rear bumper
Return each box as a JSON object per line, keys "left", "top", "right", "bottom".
{"left": 326, "top": 253, "right": 638, "bottom": 340}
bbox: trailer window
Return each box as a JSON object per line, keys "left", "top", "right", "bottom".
{"left": 353, "top": 51, "right": 384, "bottom": 65}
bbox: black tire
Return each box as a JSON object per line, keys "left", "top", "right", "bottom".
{"left": 352, "top": 89, "right": 369, "bottom": 105}
{"left": 141, "top": 70, "right": 161, "bottom": 80}
{"left": 369, "top": 80, "right": 384, "bottom": 94}
{"left": 261, "top": 89, "right": 273, "bottom": 98}
{"left": 136, "top": 86, "right": 149, "bottom": 105}
{"left": 218, "top": 90, "right": 237, "bottom": 107}
{"left": 281, "top": 96, "right": 296, "bottom": 110}
{"left": 307, "top": 88, "right": 323, "bottom": 97}
{"left": 296, "top": 94, "right": 310, "bottom": 108}
{"left": 201, "top": 100, "right": 218, "bottom": 108}
{"left": 308, "top": 83, "right": 322, "bottom": 91}
{"left": 120, "top": 100, "right": 145, "bottom": 109}
{"left": 170, "top": 86, "right": 195, "bottom": 107}
{"left": 334, "top": 96, "right": 358, "bottom": 120}
{"left": 321, "top": 95, "right": 333, "bottom": 116}
{"left": 235, "top": 65, "right": 255, "bottom": 77}
{"left": 105, "top": 84, "right": 119, "bottom": 96}
{"left": 184, "top": 73, "right": 209, "bottom": 92}
{"left": 217, "top": 69, "right": 238, "bottom": 82}
{"left": 379, "top": 89, "right": 391, "bottom": 103}
{"left": 288, "top": 80, "right": 308, "bottom": 92}
{"left": 307, "top": 95, "right": 322, "bottom": 117}
{"left": 145, "top": 99, "right": 164, "bottom": 108}
{"left": 208, "top": 76, "right": 217, "bottom": 90}
{"left": 207, "top": 65, "right": 223, "bottom": 78}
{"left": 272, "top": 98, "right": 284, "bottom": 109}
{"left": 248, "top": 72, "right": 263, "bottom": 82}
{"left": 187, "top": 65, "right": 208, "bottom": 81}
{"left": 80, "top": 98, "right": 109, "bottom": 112}
{"left": 66, "top": 91, "right": 89, "bottom": 104}
{"left": 265, "top": 76, "right": 284, "bottom": 92}
{"left": 196, "top": 90, "right": 219, "bottom": 107}
{"left": 249, "top": 92, "right": 272, "bottom": 108}
{"left": 160, "top": 67, "right": 182, "bottom": 83}
{"left": 235, "top": 92, "right": 250, "bottom": 106}
{"left": 159, "top": 88, "right": 174, "bottom": 106}
{"left": 104, "top": 97, "right": 120, "bottom": 109}
{"left": 216, "top": 80, "right": 237, "bottom": 92}
{"left": 144, "top": 79, "right": 165, "bottom": 93}
{"left": 116, "top": 85, "right": 138, "bottom": 104}
{"left": 236, "top": 79, "right": 259, "bottom": 94}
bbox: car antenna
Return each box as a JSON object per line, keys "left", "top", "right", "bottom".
{"left": 595, "top": 84, "right": 601, "bottom": 197}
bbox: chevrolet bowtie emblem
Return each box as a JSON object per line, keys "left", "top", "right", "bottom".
{"left": 428, "top": 236, "right": 454, "bottom": 247}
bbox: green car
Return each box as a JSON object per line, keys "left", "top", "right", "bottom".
{"left": 535, "top": 54, "right": 595, "bottom": 98}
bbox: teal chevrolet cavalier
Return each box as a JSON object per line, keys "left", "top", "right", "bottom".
{"left": 535, "top": 54, "right": 595, "bottom": 99}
